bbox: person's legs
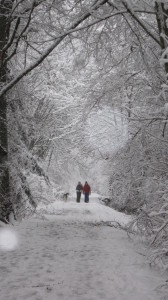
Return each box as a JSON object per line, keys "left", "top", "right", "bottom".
{"left": 77, "top": 192, "right": 81, "bottom": 203}
{"left": 85, "top": 193, "right": 89, "bottom": 203}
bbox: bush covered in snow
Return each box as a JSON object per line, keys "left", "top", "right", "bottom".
{"left": 108, "top": 105, "right": 168, "bottom": 270}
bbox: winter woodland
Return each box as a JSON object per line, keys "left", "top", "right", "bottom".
{"left": 0, "top": 0, "right": 168, "bottom": 292}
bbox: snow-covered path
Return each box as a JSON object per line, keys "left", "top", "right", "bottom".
{"left": 0, "top": 194, "right": 165, "bottom": 300}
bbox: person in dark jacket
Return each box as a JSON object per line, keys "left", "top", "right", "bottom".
{"left": 83, "top": 181, "right": 91, "bottom": 203}
{"left": 76, "top": 181, "right": 83, "bottom": 203}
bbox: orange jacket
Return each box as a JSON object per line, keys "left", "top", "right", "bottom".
{"left": 83, "top": 183, "right": 91, "bottom": 194}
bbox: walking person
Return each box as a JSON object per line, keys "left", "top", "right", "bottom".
{"left": 83, "top": 181, "right": 91, "bottom": 203}
{"left": 76, "top": 181, "right": 83, "bottom": 203}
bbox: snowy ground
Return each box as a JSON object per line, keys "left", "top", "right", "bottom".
{"left": 0, "top": 193, "right": 166, "bottom": 300}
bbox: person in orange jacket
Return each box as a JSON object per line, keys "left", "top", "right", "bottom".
{"left": 83, "top": 181, "right": 91, "bottom": 203}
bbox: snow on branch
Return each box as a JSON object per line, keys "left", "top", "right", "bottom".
{"left": 0, "top": 0, "right": 109, "bottom": 98}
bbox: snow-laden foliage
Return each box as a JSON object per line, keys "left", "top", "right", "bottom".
{"left": 106, "top": 73, "right": 168, "bottom": 271}
{"left": 7, "top": 80, "right": 53, "bottom": 218}
{"left": 1, "top": 0, "right": 168, "bottom": 278}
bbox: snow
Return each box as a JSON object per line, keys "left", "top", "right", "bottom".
{"left": 37, "top": 193, "right": 131, "bottom": 226}
{"left": 0, "top": 228, "right": 19, "bottom": 251}
{"left": 164, "top": 102, "right": 168, "bottom": 116}
{"left": 0, "top": 193, "right": 165, "bottom": 300}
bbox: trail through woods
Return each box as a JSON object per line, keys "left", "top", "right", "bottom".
{"left": 0, "top": 194, "right": 166, "bottom": 300}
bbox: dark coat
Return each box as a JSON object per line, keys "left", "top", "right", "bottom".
{"left": 76, "top": 183, "right": 83, "bottom": 192}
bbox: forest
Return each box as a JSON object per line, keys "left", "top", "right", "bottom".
{"left": 0, "top": 0, "right": 168, "bottom": 271}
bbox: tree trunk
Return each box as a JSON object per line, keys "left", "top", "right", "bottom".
{"left": 155, "top": 2, "right": 168, "bottom": 74}
{"left": 0, "top": 1, "right": 14, "bottom": 222}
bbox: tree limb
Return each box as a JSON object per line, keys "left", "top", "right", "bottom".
{"left": 0, "top": 0, "right": 108, "bottom": 98}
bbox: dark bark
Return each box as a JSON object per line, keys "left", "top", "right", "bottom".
{"left": 0, "top": 0, "right": 14, "bottom": 221}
